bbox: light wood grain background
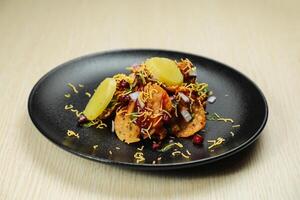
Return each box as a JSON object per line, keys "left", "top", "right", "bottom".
{"left": 0, "top": 0, "right": 299, "bottom": 199}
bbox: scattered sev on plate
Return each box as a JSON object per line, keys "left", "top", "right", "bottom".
{"left": 207, "top": 112, "right": 234, "bottom": 123}
{"left": 64, "top": 104, "right": 83, "bottom": 117}
{"left": 85, "top": 92, "right": 91, "bottom": 98}
{"left": 207, "top": 137, "right": 225, "bottom": 150}
{"left": 64, "top": 93, "right": 71, "bottom": 98}
{"left": 134, "top": 152, "right": 145, "bottom": 163}
{"left": 67, "top": 83, "right": 79, "bottom": 93}
{"left": 66, "top": 130, "right": 79, "bottom": 139}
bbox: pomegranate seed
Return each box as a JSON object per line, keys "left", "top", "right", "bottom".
{"left": 118, "top": 94, "right": 130, "bottom": 103}
{"left": 152, "top": 142, "right": 161, "bottom": 151}
{"left": 119, "top": 80, "right": 129, "bottom": 89}
{"left": 192, "top": 134, "right": 204, "bottom": 145}
{"left": 78, "top": 114, "right": 88, "bottom": 125}
{"left": 162, "top": 113, "right": 171, "bottom": 123}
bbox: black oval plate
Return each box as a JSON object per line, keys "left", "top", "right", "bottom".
{"left": 28, "top": 49, "right": 268, "bottom": 170}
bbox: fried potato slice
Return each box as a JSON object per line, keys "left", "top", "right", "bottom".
{"left": 142, "top": 84, "right": 172, "bottom": 139}
{"left": 174, "top": 102, "right": 206, "bottom": 138}
{"left": 165, "top": 85, "right": 190, "bottom": 93}
{"left": 114, "top": 102, "right": 140, "bottom": 144}
{"left": 146, "top": 83, "right": 172, "bottom": 114}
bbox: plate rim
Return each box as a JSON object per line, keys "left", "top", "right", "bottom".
{"left": 28, "top": 48, "right": 269, "bottom": 170}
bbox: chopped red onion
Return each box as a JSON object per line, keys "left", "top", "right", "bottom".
{"left": 178, "top": 92, "right": 190, "bottom": 103}
{"left": 180, "top": 109, "right": 192, "bottom": 122}
{"left": 129, "top": 92, "right": 140, "bottom": 101}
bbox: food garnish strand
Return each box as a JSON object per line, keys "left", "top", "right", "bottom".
{"left": 207, "top": 137, "right": 226, "bottom": 149}
{"left": 66, "top": 130, "right": 79, "bottom": 139}
{"left": 67, "top": 83, "right": 79, "bottom": 93}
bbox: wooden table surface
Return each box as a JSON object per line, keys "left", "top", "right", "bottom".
{"left": 1, "top": 0, "right": 299, "bottom": 199}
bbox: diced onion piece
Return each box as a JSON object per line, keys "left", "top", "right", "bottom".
{"left": 83, "top": 78, "right": 116, "bottom": 120}
{"left": 111, "top": 120, "right": 115, "bottom": 132}
{"left": 178, "top": 92, "right": 190, "bottom": 103}
{"left": 145, "top": 57, "right": 183, "bottom": 86}
{"left": 180, "top": 109, "right": 192, "bottom": 122}
{"left": 129, "top": 92, "right": 140, "bottom": 101}
{"left": 189, "top": 67, "right": 197, "bottom": 77}
{"left": 131, "top": 63, "right": 140, "bottom": 69}
{"left": 137, "top": 96, "right": 145, "bottom": 108}
{"left": 207, "top": 95, "right": 217, "bottom": 104}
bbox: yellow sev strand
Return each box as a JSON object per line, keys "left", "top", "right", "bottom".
{"left": 208, "top": 137, "right": 225, "bottom": 149}
{"left": 141, "top": 122, "right": 153, "bottom": 139}
{"left": 70, "top": 109, "right": 83, "bottom": 117}
{"left": 140, "top": 87, "right": 157, "bottom": 103}
{"left": 153, "top": 116, "right": 162, "bottom": 127}
{"left": 171, "top": 151, "right": 181, "bottom": 156}
{"left": 181, "top": 152, "right": 190, "bottom": 159}
{"left": 161, "top": 109, "right": 172, "bottom": 117}
{"left": 208, "top": 113, "right": 234, "bottom": 123}
{"left": 67, "top": 130, "right": 79, "bottom": 139}
{"left": 214, "top": 113, "right": 234, "bottom": 123}
{"left": 113, "top": 73, "right": 134, "bottom": 84}
{"left": 145, "top": 107, "right": 154, "bottom": 112}
{"left": 96, "top": 121, "right": 107, "bottom": 129}
{"left": 217, "top": 118, "right": 234, "bottom": 123}
{"left": 64, "top": 104, "right": 82, "bottom": 117}
{"left": 89, "top": 119, "right": 107, "bottom": 128}
{"left": 186, "top": 150, "right": 191, "bottom": 156}
{"left": 85, "top": 92, "right": 91, "bottom": 97}
{"left": 137, "top": 145, "right": 144, "bottom": 151}
{"left": 134, "top": 152, "right": 145, "bottom": 163}
{"left": 65, "top": 104, "right": 73, "bottom": 109}
{"left": 150, "top": 88, "right": 158, "bottom": 99}
{"left": 150, "top": 113, "right": 163, "bottom": 118}
{"left": 117, "top": 108, "right": 128, "bottom": 115}
{"left": 67, "top": 83, "right": 78, "bottom": 93}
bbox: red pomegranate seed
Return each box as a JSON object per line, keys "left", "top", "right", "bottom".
{"left": 192, "top": 134, "right": 204, "bottom": 145}
{"left": 162, "top": 113, "right": 171, "bottom": 123}
{"left": 152, "top": 143, "right": 161, "bottom": 151}
{"left": 119, "top": 80, "right": 129, "bottom": 88}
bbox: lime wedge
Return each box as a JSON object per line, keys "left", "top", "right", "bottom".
{"left": 83, "top": 78, "right": 116, "bottom": 120}
{"left": 145, "top": 57, "right": 183, "bottom": 86}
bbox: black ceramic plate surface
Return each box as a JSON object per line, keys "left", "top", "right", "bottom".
{"left": 28, "top": 49, "right": 268, "bottom": 170}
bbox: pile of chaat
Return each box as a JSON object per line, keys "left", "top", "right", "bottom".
{"left": 79, "top": 57, "right": 209, "bottom": 144}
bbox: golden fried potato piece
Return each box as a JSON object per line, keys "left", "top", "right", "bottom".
{"left": 165, "top": 85, "right": 190, "bottom": 93}
{"left": 146, "top": 84, "right": 172, "bottom": 115}
{"left": 114, "top": 102, "right": 140, "bottom": 144}
{"left": 142, "top": 84, "right": 172, "bottom": 139}
{"left": 175, "top": 102, "right": 206, "bottom": 137}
